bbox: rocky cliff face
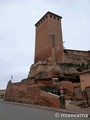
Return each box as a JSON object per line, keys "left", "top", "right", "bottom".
{"left": 4, "top": 81, "right": 61, "bottom": 108}
{"left": 28, "top": 60, "right": 82, "bottom": 82}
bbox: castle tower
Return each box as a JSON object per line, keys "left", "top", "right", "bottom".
{"left": 34, "top": 12, "right": 64, "bottom": 63}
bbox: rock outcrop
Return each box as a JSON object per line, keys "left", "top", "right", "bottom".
{"left": 4, "top": 81, "right": 61, "bottom": 108}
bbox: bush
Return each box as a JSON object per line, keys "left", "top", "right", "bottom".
{"left": 39, "top": 85, "right": 56, "bottom": 94}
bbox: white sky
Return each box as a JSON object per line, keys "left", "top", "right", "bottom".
{"left": 0, "top": 0, "right": 90, "bottom": 89}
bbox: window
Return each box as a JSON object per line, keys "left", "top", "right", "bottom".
{"left": 46, "top": 15, "right": 47, "bottom": 19}
{"left": 57, "top": 17, "right": 59, "bottom": 20}
{"left": 43, "top": 18, "right": 45, "bottom": 21}
{"left": 54, "top": 16, "right": 56, "bottom": 19}
{"left": 50, "top": 14, "right": 52, "bottom": 18}
{"left": 41, "top": 20, "right": 42, "bottom": 23}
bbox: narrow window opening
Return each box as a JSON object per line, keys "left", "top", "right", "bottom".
{"left": 54, "top": 16, "right": 56, "bottom": 19}
{"left": 57, "top": 17, "right": 59, "bottom": 20}
{"left": 50, "top": 15, "right": 52, "bottom": 18}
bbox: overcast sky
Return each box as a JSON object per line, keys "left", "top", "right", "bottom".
{"left": 0, "top": 0, "right": 90, "bottom": 89}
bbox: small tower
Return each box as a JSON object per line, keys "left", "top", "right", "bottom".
{"left": 34, "top": 11, "right": 64, "bottom": 63}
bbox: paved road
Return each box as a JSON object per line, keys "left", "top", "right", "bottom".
{"left": 0, "top": 99, "right": 89, "bottom": 120}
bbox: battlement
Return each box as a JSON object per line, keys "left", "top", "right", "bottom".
{"left": 35, "top": 11, "right": 62, "bottom": 28}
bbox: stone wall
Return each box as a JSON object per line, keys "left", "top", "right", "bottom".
{"left": 64, "top": 52, "right": 90, "bottom": 65}
{"left": 65, "top": 49, "right": 90, "bottom": 57}
{"left": 4, "top": 81, "right": 61, "bottom": 108}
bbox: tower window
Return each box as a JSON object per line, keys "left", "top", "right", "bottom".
{"left": 41, "top": 20, "right": 42, "bottom": 23}
{"left": 46, "top": 15, "right": 48, "bottom": 19}
{"left": 57, "top": 17, "right": 59, "bottom": 20}
{"left": 54, "top": 16, "right": 56, "bottom": 19}
{"left": 38, "top": 22, "right": 40, "bottom": 25}
{"left": 50, "top": 14, "right": 52, "bottom": 18}
{"left": 43, "top": 18, "right": 45, "bottom": 21}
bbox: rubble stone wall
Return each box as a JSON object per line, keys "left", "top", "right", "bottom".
{"left": 65, "top": 49, "right": 90, "bottom": 57}
{"left": 64, "top": 53, "right": 90, "bottom": 65}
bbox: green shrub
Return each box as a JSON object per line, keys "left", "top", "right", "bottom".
{"left": 39, "top": 85, "right": 56, "bottom": 94}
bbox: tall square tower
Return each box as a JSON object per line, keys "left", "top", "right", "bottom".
{"left": 34, "top": 12, "right": 64, "bottom": 63}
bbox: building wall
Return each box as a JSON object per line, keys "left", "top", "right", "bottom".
{"left": 34, "top": 15, "right": 51, "bottom": 63}
{"left": 80, "top": 72, "right": 90, "bottom": 90}
{"left": 86, "top": 87, "right": 90, "bottom": 105}
{"left": 34, "top": 12, "right": 64, "bottom": 63}
{"left": 74, "top": 87, "right": 82, "bottom": 100}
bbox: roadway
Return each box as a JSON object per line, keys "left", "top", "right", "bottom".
{"left": 0, "top": 99, "right": 89, "bottom": 120}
